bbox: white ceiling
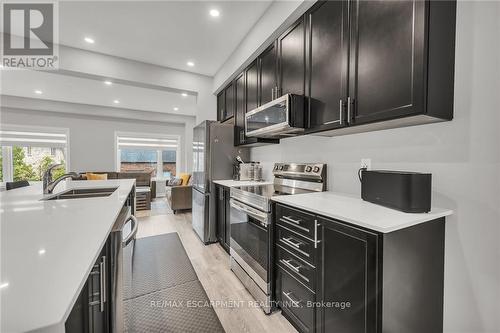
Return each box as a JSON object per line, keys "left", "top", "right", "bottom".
{"left": 0, "top": 70, "right": 198, "bottom": 115}
{"left": 58, "top": 1, "right": 273, "bottom": 76}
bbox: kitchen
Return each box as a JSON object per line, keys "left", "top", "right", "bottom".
{"left": 1, "top": 1, "right": 499, "bottom": 333}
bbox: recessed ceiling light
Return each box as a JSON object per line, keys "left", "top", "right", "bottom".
{"left": 186, "top": 61, "right": 195, "bottom": 67}
{"left": 104, "top": 80, "right": 112, "bottom": 86}
{"left": 0, "top": 282, "right": 8, "bottom": 289}
{"left": 173, "top": 107, "right": 179, "bottom": 111}
{"left": 113, "top": 100, "right": 120, "bottom": 104}
{"left": 181, "top": 92, "right": 188, "bottom": 97}
{"left": 209, "top": 9, "right": 220, "bottom": 17}
{"left": 38, "top": 248, "right": 46, "bottom": 255}
{"left": 34, "top": 90, "right": 42, "bottom": 95}
{"left": 84, "top": 37, "right": 95, "bottom": 44}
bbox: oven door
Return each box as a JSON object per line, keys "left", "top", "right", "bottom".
{"left": 229, "top": 198, "right": 269, "bottom": 291}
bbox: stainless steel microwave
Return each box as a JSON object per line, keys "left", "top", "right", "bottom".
{"left": 245, "top": 94, "right": 305, "bottom": 138}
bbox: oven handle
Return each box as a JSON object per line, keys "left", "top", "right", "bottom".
{"left": 230, "top": 199, "right": 268, "bottom": 225}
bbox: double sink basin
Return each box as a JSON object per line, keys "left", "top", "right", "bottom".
{"left": 42, "top": 187, "right": 119, "bottom": 201}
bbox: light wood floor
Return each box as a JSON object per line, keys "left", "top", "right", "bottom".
{"left": 136, "top": 199, "right": 297, "bottom": 333}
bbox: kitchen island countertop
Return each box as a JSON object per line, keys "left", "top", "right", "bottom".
{"left": 0, "top": 179, "right": 135, "bottom": 333}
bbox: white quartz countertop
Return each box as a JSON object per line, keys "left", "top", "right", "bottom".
{"left": 271, "top": 191, "right": 453, "bottom": 233}
{"left": 212, "top": 179, "right": 272, "bottom": 187}
{"left": 0, "top": 179, "right": 135, "bottom": 333}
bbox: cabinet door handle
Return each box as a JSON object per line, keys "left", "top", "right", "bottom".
{"left": 314, "top": 220, "right": 320, "bottom": 249}
{"left": 101, "top": 256, "right": 106, "bottom": 304}
{"left": 283, "top": 291, "right": 301, "bottom": 307}
{"left": 99, "top": 258, "right": 105, "bottom": 312}
{"left": 339, "top": 99, "right": 343, "bottom": 125}
{"left": 347, "top": 97, "right": 353, "bottom": 123}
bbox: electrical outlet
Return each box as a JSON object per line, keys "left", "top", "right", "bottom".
{"left": 361, "top": 158, "right": 371, "bottom": 170}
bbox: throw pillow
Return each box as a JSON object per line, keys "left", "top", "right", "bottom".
{"left": 86, "top": 172, "right": 108, "bottom": 180}
{"left": 178, "top": 173, "right": 191, "bottom": 186}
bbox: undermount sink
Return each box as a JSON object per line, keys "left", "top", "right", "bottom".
{"left": 42, "top": 187, "right": 119, "bottom": 201}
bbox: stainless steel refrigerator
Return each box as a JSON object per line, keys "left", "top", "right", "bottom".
{"left": 192, "top": 120, "right": 248, "bottom": 244}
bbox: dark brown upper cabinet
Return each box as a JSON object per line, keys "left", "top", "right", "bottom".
{"left": 303, "top": 0, "right": 455, "bottom": 135}
{"left": 216, "top": 90, "right": 225, "bottom": 122}
{"left": 278, "top": 17, "right": 306, "bottom": 98}
{"left": 306, "top": 0, "right": 349, "bottom": 133}
{"left": 259, "top": 42, "right": 278, "bottom": 106}
{"left": 349, "top": 0, "right": 425, "bottom": 124}
{"left": 224, "top": 82, "right": 235, "bottom": 120}
{"left": 218, "top": 0, "right": 455, "bottom": 138}
{"left": 245, "top": 60, "right": 259, "bottom": 113}
{"left": 346, "top": 0, "right": 456, "bottom": 129}
{"left": 217, "top": 82, "right": 235, "bottom": 122}
{"left": 234, "top": 72, "right": 246, "bottom": 145}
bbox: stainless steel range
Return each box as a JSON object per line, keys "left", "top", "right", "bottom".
{"left": 229, "top": 163, "right": 326, "bottom": 314}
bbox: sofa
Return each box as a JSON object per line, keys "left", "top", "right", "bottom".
{"left": 167, "top": 185, "right": 192, "bottom": 214}
{"left": 166, "top": 173, "right": 192, "bottom": 214}
{"left": 80, "top": 171, "right": 152, "bottom": 210}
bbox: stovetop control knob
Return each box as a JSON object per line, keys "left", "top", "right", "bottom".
{"left": 313, "top": 166, "right": 320, "bottom": 173}
{"left": 305, "top": 166, "right": 313, "bottom": 172}
{"left": 279, "top": 165, "right": 284, "bottom": 170}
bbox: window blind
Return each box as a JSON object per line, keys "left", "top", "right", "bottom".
{"left": 0, "top": 129, "right": 68, "bottom": 148}
{"left": 117, "top": 136, "right": 178, "bottom": 150}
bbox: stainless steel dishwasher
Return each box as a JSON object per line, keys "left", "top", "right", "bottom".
{"left": 110, "top": 204, "right": 138, "bottom": 333}
{"left": 64, "top": 200, "right": 138, "bottom": 333}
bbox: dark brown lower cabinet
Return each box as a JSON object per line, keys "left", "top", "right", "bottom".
{"left": 66, "top": 239, "right": 111, "bottom": 333}
{"left": 216, "top": 184, "right": 231, "bottom": 253}
{"left": 274, "top": 203, "right": 446, "bottom": 333}
{"left": 315, "top": 217, "right": 378, "bottom": 333}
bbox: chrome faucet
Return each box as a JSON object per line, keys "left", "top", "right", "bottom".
{"left": 42, "top": 164, "right": 79, "bottom": 194}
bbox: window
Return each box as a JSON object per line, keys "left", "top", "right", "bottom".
{"left": 116, "top": 133, "right": 179, "bottom": 179}
{"left": 0, "top": 126, "right": 69, "bottom": 183}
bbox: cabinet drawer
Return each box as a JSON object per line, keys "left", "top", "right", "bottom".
{"left": 277, "top": 245, "right": 315, "bottom": 291}
{"left": 277, "top": 225, "right": 316, "bottom": 266}
{"left": 277, "top": 268, "right": 315, "bottom": 333}
{"left": 276, "top": 204, "right": 316, "bottom": 239}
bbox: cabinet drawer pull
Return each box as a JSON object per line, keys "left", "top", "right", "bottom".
{"left": 89, "top": 300, "right": 101, "bottom": 307}
{"left": 281, "top": 259, "right": 301, "bottom": 273}
{"left": 282, "top": 215, "right": 301, "bottom": 224}
{"left": 282, "top": 237, "right": 302, "bottom": 249}
{"left": 279, "top": 218, "right": 309, "bottom": 233}
{"left": 283, "top": 291, "right": 301, "bottom": 307}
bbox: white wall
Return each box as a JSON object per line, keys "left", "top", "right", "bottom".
{"left": 250, "top": 1, "right": 500, "bottom": 332}
{"left": 0, "top": 108, "right": 189, "bottom": 174}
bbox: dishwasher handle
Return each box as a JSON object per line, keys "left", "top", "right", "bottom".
{"left": 122, "top": 215, "right": 138, "bottom": 247}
